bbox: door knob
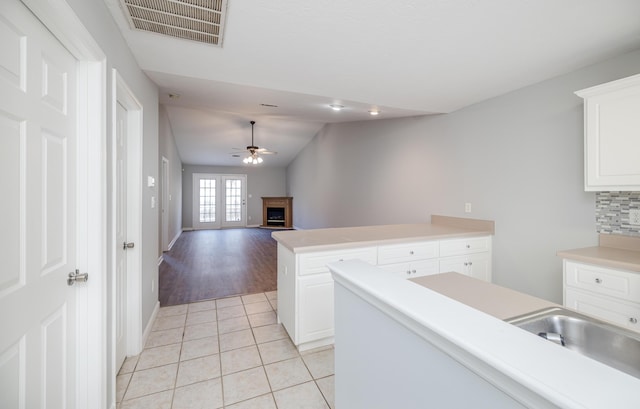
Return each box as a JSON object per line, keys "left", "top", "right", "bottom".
{"left": 123, "top": 242, "right": 135, "bottom": 250}
{"left": 67, "top": 269, "right": 88, "bottom": 286}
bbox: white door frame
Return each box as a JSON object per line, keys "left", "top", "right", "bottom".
{"left": 112, "top": 70, "right": 143, "bottom": 359}
{"left": 161, "top": 156, "right": 170, "bottom": 251}
{"left": 20, "top": 0, "right": 107, "bottom": 407}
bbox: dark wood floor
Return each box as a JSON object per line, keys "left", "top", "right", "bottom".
{"left": 159, "top": 228, "right": 277, "bottom": 306}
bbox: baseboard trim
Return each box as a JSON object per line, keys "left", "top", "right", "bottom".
{"left": 168, "top": 230, "right": 181, "bottom": 250}
{"left": 142, "top": 301, "right": 160, "bottom": 349}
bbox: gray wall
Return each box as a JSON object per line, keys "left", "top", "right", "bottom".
{"left": 158, "top": 105, "right": 183, "bottom": 251}
{"left": 182, "top": 165, "right": 287, "bottom": 228}
{"left": 287, "top": 49, "right": 640, "bottom": 303}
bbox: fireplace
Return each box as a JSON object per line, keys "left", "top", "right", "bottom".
{"left": 261, "top": 197, "right": 293, "bottom": 228}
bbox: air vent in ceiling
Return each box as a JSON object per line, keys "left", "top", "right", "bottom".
{"left": 120, "top": 0, "right": 228, "bottom": 46}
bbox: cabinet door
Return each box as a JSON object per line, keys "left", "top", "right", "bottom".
{"left": 577, "top": 75, "right": 640, "bottom": 191}
{"left": 565, "top": 288, "right": 640, "bottom": 333}
{"left": 439, "top": 253, "right": 491, "bottom": 282}
{"left": 298, "top": 274, "right": 335, "bottom": 344}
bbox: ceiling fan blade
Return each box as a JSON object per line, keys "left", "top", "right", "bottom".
{"left": 256, "top": 149, "right": 277, "bottom": 154}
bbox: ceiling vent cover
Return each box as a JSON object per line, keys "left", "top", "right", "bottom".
{"left": 119, "top": 0, "right": 228, "bottom": 46}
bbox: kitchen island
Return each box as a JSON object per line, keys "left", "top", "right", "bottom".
{"left": 329, "top": 261, "right": 640, "bottom": 408}
{"left": 272, "top": 215, "right": 495, "bottom": 350}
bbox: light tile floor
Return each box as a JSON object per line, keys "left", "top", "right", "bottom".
{"left": 117, "top": 291, "right": 335, "bottom": 409}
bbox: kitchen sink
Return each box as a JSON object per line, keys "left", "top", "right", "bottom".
{"left": 506, "top": 307, "right": 640, "bottom": 379}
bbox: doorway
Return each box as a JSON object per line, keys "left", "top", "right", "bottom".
{"left": 112, "top": 70, "right": 143, "bottom": 372}
{"left": 192, "top": 173, "right": 247, "bottom": 230}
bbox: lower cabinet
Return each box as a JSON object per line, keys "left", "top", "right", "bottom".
{"left": 278, "top": 236, "right": 492, "bottom": 350}
{"left": 563, "top": 260, "right": 640, "bottom": 334}
{"left": 439, "top": 253, "right": 491, "bottom": 282}
{"left": 298, "top": 274, "right": 334, "bottom": 344}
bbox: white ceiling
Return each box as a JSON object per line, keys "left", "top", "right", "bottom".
{"left": 104, "top": 0, "right": 640, "bottom": 167}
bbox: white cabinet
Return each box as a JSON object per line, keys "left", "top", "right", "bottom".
{"left": 377, "top": 241, "right": 439, "bottom": 279}
{"left": 563, "top": 260, "right": 640, "bottom": 333}
{"left": 278, "top": 235, "right": 492, "bottom": 350}
{"left": 277, "top": 245, "right": 377, "bottom": 351}
{"left": 576, "top": 73, "right": 640, "bottom": 191}
{"left": 439, "top": 237, "right": 492, "bottom": 282}
{"left": 439, "top": 253, "right": 491, "bottom": 282}
{"left": 298, "top": 273, "right": 335, "bottom": 344}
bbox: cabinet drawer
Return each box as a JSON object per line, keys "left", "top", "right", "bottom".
{"left": 565, "top": 288, "right": 640, "bottom": 333}
{"left": 439, "top": 236, "right": 490, "bottom": 257}
{"left": 564, "top": 261, "right": 640, "bottom": 303}
{"left": 298, "top": 247, "right": 377, "bottom": 276}
{"left": 377, "top": 259, "right": 439, "bottom": 279}
{"left": 377, "top": 241, "right": 438, "bottom": 265}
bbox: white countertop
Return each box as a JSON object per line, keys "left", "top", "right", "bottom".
{"left": 329, "top": 261, "right": 640, "bottom": 408}
{"left": 272, "top": 216, "right": 494, "bottom": 253}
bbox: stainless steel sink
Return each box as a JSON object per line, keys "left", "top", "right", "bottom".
{"left": 506, "top": 307, "right": 640, "bottom": 379}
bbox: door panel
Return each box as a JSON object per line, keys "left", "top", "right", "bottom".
{"left": 221, "top": 175, "right": 246, "bottom": 228}
{"left": 0, "top": 1, "right": 78, "bottom": 407}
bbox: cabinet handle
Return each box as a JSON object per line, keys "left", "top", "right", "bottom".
{"left": 466, "top": 244, "right": 471, "bottom": 249}
{"left": 339, "top": 258, "right": 344, "bottom": 262}
{"left": 409, "top": 250, "right": 414, "bottom": 255}
{"left": 630, "top": 318, "right": 638, "bottom": 324}
{"left": 469, "top": 262, "right": 473, "bottom": 266}
{"left": 595, "top": 278, "right": 602, "bottom": 284}
{"left": 464, "top": 262, "right": 468, "bottom": 266}
{"left": 406, "top": 270, "right": 411, "bottom": 275}
{"left": 411, "top": 269, "right": 416, "bottom": 274}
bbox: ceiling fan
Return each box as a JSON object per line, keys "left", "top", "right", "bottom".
{"left": 232, "top": 120, "right": 277, "bottom": 164}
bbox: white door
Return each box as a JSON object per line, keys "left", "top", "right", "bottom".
{"left": 115, "top": 101, "right": 128, "bottom": 372}
{"left": 193, "top": 173, "right": 222, "bottom": 229}
{"left": 192, "top": 173, "right": 247, "bottom": 229}
{"left": 221, "top": 175, "right": 247, "bottom": 228}
{"left": 0, "top": 0, "right": 82, "bottom": 407}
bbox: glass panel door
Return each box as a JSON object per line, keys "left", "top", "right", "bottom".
{"left": 192, "top": 173, "right": 246, "bottom": 229}
{"left": 192, "top": 173, "right": 221, "bottom": 229}
{"left": 221, "top": 175, "right": 247, "bottom": 228}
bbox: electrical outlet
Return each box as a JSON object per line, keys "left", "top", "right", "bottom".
{"left": 630, "top": 209, "right": 640, "bottom": 226}
{"left": 465, "top": 203, "right": 472, "bottom": 213}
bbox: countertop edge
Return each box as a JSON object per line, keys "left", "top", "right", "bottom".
{"left": 272, "top": 219, "right": 494, "bottom": 253}
{"left": 329, "top": 261, "right": 640, "bottom": 409}
{"left": 557, "top": 248, "right": 640, "bottom": 273}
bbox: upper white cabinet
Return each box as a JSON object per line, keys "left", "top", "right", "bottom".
{"left": 576, "top": 73, "right": 640, "bottom": 191}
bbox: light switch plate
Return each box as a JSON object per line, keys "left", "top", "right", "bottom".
{"left": 630, "top": 209, "right": 640, "bottom": 226}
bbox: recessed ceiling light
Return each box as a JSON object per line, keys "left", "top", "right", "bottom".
{"left": 369, "top": 110, "right": 380, "bottom": 116}
{"left": 329, "top": 104, "right": 344, "bottom": 111}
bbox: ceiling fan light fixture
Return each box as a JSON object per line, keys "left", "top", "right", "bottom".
{"left": 233, "top": 120, "right": 276, "bottom": 165}
{"left": 329, "top": 104, "right": 344, "bottom": 111}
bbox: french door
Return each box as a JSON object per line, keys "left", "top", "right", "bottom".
{"left": 192, "top": 173, "right": 247, "bottom": 229}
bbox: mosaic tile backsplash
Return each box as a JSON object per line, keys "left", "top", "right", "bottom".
{"left": 596, "top": 191, "right": 640, "bottom": 237}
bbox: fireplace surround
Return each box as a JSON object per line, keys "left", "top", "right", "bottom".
{"left": 261, "top": 197, "right": 293, "bottom": 228}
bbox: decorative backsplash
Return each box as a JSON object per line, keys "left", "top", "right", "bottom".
{"left": 596, "top": 192, "right": 640, "bottom": 237}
